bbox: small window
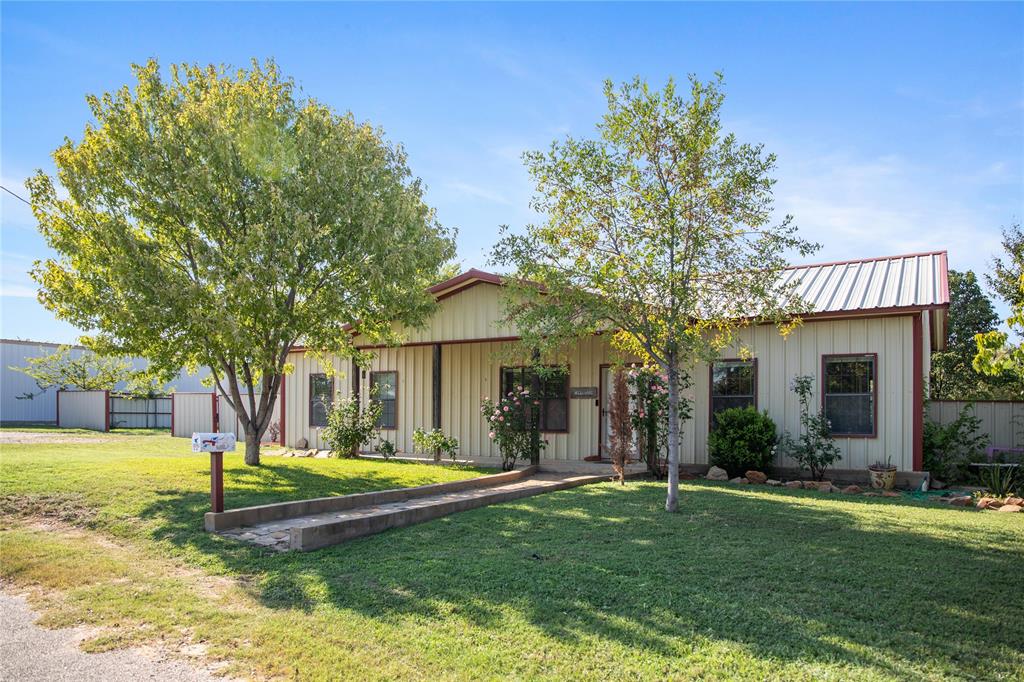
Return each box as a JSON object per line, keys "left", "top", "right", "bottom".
{"left": 309, "top": 374, "right": 334, "bottom": 427}
{"left": 370, "top": 371, "right": 398, "bottom": 430}
{"left": 823, "top": 355, "right": 876, "bottom": 436}
{"left": 500, "top": 366, "right": 569, "bottom": 432}
{"left": 710, "top": 359, "right": 757, "bottom": 426}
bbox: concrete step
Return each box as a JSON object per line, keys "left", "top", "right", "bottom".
{"left": 217, "top": 472, "right": 609, "bottom": 552}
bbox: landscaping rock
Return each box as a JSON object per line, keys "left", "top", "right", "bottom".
{"left": 1005, "top": 497, "right": 1024, "bottom": 507}
{"left": 729, "top": 477, "right": 749, "bottom": 484}
{"left": 996, "top": 504, "right": 1022, "bottom": 513}
{"left": 745, "top": 471, "right": 768, "bottom": 484}
{"left": 863, "top": 492, "right": 881, "bottom": 497}
{"left": 976, "top": 497, "right": 997, "bottom": 509}
{"left": 948, "top": 496, "right": 972, "bottom": 507}
{"left": 706, "top": 466, "right": 729, "bottom": 481}
{"left": 841, "top": 485, "right": 862, "bottom": 494}
{"left": 801, "top": 481, "right": 819, "bottom": 490}
{"left": 784, "top": 481, "right": 802, "bottom": 489}
{"left": 818, "top": 482, "right": 835, "bottom": 493}
{"left": 765, "top": 479, "right": 782, "bottom": 487}
{"left": 296, "top": 437, "right": 309, "bottom": 449}
{"left": 882, "top": 491, "right": 901, "bottom": 498}
{"left": 930, "top": 478, "right": 947, "bottom": 490}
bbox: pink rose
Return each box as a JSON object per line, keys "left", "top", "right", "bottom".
{"left": 488, "top": 431, "right": 495, "bottom": 439}
{"left": 498, "top": 416, "right": 504, "bottom": 422}
{"left": 503, "top": 405, "right": 510, "bottom": 412}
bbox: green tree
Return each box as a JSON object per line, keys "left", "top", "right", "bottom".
{"left": 27, "top": 60, "right": 454, "bottom": 465}
{"left": 12, "top": 346, "right": 158, "bottom": 398}
{"left": 492, "top": 75, "right": 815, "bottom": 511}
{"left": 929, "top": 270, "right": 1011, "bottom": 399}
{"left": 975, "top": 274, "right": 1024, "bottom": 394}
{"left": 987, "top": 222, "right": 1023, "bottom": 309}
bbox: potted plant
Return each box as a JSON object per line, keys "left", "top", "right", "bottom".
{"left": 868, "top": 456, "right": 897, "bottom": 490}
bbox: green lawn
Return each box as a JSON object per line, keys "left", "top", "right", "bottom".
{"left": 1, "top": 429, "right": 1022, "bottom": 680}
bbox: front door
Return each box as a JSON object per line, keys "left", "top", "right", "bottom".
{"left": 600, "top": 366, "right": 639, "bottom": 460}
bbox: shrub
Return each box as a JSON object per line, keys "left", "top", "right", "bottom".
{"left": 377, "top": 437, "right": 397, "bottom": 460}
{"left": 625, "top": 366, "right": 684, "bottom": 479}
{"left": 708, "top": 407, "right": 777, "bottom": 477}
{"left": 977, "top": 465, "right": 1020, "bottom": 498}
{"left": 779, "top": 375, "right": 841, "bottom": 481}
{"left": 320, "top": 396, "right": 381, "bottom": 458}
{"left": 481, "top": 384, "right": 545, "bottom": 471}
{"left": 922, "top": 403, "right": 988, "bottom": 483}
{"left": 412, "top": 427, "right": 459, "bottom": 462}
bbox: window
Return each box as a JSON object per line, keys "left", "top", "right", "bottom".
{"left": 500, "top": 366, "right": 569, "bottom": 432}
{"left": 309, "top": 374, "right": 334, "bottom": 427}
{"left": 823, "top": 354, "right": 876, "bottom": 437}
{"left": 710, "top": 359, "right": 757, "bottom": 427}
{"left": 370, "top": 371, "right": 398, "bottom": 430}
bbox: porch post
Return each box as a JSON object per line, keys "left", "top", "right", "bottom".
{"left": 432, "top": 344, "right": 442, "bottom": 430}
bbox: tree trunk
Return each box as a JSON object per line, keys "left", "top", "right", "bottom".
{"left": 244, "top": 429, "right": 260, "bottom": 466}
{"left": 665, "top": 355, "right": 680, "bottom": 512}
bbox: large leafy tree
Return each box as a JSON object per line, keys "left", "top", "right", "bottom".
{"left": 986, "top": 222, "right": 1023, "bottom": 309}
{"left": 929, "top": 270, "right": 1016, "bottom": 399}
{"left": 492, "top": 75, "right": 816, "bottom": 512}
{"left": 28, "top": 60, "right": 454, "bottom": 464}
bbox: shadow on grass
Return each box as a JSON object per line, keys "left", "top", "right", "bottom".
{"left": 134, "top": 475, "right": 1024, "bottom": 678}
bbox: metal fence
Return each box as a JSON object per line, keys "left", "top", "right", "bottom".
{"left": 108, "top": 394, "right": 172, "bottom": 429}
{"left": 928, "top": 400, "right": 1024, "bottom": 450}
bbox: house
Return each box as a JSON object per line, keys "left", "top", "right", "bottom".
{"left": 278, "top": 251, "right": 949, "bottom": 480}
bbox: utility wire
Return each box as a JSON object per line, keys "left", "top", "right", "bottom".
{"left": 1, "top": 185, "right": 32, "bottom": 206}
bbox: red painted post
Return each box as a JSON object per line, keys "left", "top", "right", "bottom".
{"left": 210, "top": 451, "right": 224, "bottom": 513}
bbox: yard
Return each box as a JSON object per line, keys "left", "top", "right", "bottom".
{"left": 1, "top": 428, "right": 1021, "bottom": 680}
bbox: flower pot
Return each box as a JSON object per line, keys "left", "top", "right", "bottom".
{"left": 868, "top": 465, "right": 897, "bottom": 490}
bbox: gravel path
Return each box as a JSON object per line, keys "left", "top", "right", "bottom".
{"left": 0, "top": 590, "right": 222, "bottom": 681}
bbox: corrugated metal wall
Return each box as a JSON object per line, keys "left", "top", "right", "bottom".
{"left": 283, "top": 280, "right": 924, "bottom": 470}
{"left": 57, "top": 390, "right": 108, "bottom": 431}
{"left": 928, "top": 401, "right": 1024, "bottom": 450}
{"left": 1, "top": 339, "right": 212, "bottom": 424}
{"left": 172, "top": 393, "right": 215, "bottom": 437}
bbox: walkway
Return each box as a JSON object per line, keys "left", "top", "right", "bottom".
{"left": 218, "top": 470, "right": 609, "bottom": 552}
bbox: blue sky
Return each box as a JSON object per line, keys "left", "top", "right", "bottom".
{"left": 2, "top": 1, "right": 1022, "bottom": 343}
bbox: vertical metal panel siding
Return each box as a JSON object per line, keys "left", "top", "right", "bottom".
{"left": 57, "top": 391, "right": 108, "bottom": 431}
{"left": 928, "top": 401, "right": 1024, "bottom": 450}
{"left": 171, "top": 394, "right": 214, "bottom": 437}
{"left": 282, "top": 352, "right": 350, "bottom": 449}
{"left": 2, "top": 339, "right": 214, "bottom": 424}
{"left": 693, "top": 315, "right": 914, "bottom": 471}
{"left": 285, "top": 315, "right": 917, "bottom": 470}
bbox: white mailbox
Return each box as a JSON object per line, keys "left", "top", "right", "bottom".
{"left": 191, "top": 432, "right": 237, "bottom": 453}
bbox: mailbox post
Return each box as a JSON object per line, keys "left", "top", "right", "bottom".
{"left": 192, "top": 432, "right": 237, "bottom": 514}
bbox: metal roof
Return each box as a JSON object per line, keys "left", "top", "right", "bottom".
{"left": 780, "top": 251, "right": 949, "bottom": 315}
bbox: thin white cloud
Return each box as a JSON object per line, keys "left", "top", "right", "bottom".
{"left": 444, "top": 180, "right": 513, "bottom": 206}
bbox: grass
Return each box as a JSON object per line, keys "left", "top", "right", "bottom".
{"left": 1, "top": 429, "right": 1022, "bottom": 680}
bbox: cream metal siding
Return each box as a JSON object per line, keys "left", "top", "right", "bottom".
{"left": 172, "top": 393, "right": 215, "bottom": 437}
{"left": 354, "top": 282, "right": 515, "bottom": 346}
{"left": 282, "top": 352, "right": 351, "bottom": 450}
{"left": 57, "top": 390, "right": 108, "bottom": 431}
{"left": 286, "top": 297, "right": 921, "bottom": 470}
{"left": 692, "top": 315, "right": 916, "bottom": 471}
{"left": 928, "top": 401, "right": 1024, "bottom": 451}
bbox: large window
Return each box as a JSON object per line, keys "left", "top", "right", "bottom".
{"left": 500, "top": 366, "right": 569, "bottom": 432}
{"left": 823, "top": 354, "right": 876, "bottom": 437}
{"left": 710, "top": 359, "right": 757, "bottom": 427}
{"left": 370, "top": 371, "right": 398, "bottom": 430}
{"left": 309, "top": 373, "right": 334, "bottom": 427}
